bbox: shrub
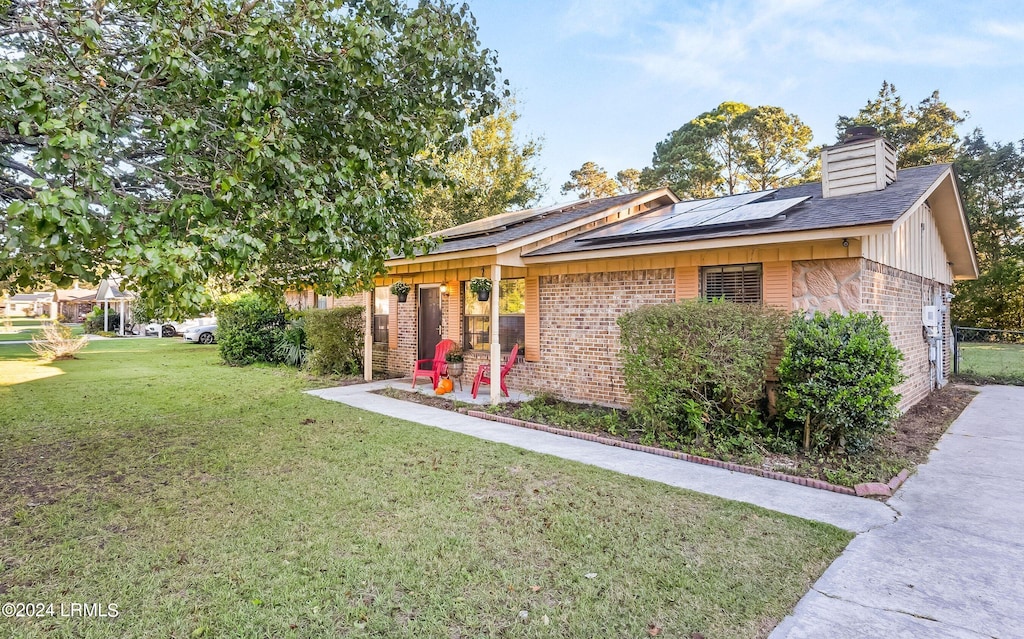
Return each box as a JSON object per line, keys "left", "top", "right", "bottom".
{"left": 30, "top": 322, "right": 88, "bottom": 360}
{"left": 618, "top": 299, "right": 790, "bottom": 445}
{"left": 83, "top": 307, "right": 120, "bottom": 334}
{"left": 776, "top": 311, "right": 906, "bottom": 454}
{"left": 275, "top": 318, "right": 309, "bottom": 368}
{"left": 216, "top": 294, "right": 288, "bottom": 366}
{"left": 305, "top": 305, "right": 364, "bottom": 376}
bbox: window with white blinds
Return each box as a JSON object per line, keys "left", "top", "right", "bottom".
{"left": 701, "top": 264, "right": 763, "bottom": 304}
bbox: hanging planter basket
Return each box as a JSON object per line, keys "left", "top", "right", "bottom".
{"left": 469, "top": 277, "right": 492, "bottom": 303}
{"left": 390, "top": 281, "right": 411, "bottom": 303}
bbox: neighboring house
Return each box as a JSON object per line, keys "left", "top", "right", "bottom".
{"left": 4, "top": 292, "right": 57, "bottom": 318}
{"left": 94, "top": 279, "right": 135, "bottom": 333}
{"left": 55, "top": 285, "right": 100, "bottom": 321}
{"left": 311, "top": 131, "right": 979, "bottom": 410}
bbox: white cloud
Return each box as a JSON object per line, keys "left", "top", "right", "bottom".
{"left": 614, "top": 0, "right": 1021, "bottom": 92}
{"left": 559, "top": 0, "right": 656, "bottom": 37}
{"left": 977, "top": 20, "right": 1024, "bottom": 40}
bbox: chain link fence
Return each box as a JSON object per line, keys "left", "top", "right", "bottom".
{"left": 953, "top": 327, "right": 1024, "bottom": 385}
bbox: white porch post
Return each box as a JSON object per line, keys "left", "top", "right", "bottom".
{"left": 50, "top": 298, "right": 58, "bottom": 320}
{"left": 103, "top": 300, "right": 109, "bottom": 332}
{"left": 118, "top": 300, "right": 126, "bottom": 336}
{"left": 363, "top": 290, "right": 373, "bottom": 382}
{"left": 490, "top": 264, "right": 501, "bottom": 405}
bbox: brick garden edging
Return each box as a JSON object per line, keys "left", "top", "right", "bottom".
{"left": 465, "top": 410, "right": 912, "bottom": 499}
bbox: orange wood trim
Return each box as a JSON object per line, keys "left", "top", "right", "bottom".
{"left": 763, "top": 261, "right": 793, "bottom": 309}
{"left": 387, "top": 294, "right": 398, "bottom": 350}
{"left": 524, "top": 276, "right": 540, "bottom": 361}
{"left": 447, "top": 280, "right": 461, "bottom": 343}
{"left": 674, "top": 266, "right": 699, "bottom": 301}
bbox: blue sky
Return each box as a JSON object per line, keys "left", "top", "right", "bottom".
{"left": 468, "top": 0, "right": 1024, "bottom": 203}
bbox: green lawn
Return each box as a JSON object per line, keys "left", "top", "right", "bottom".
{"left": 0, "top": 319, "right": 84, "bottom": 342}
{"left": 0, "top": 340, "right": 850, "bottom": 638}
{"left": 958, "top": 342, "right": 1024, "bottom": 384}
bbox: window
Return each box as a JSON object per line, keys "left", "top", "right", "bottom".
{"left": 463, "top": 279, "right": 525, "bottom": 353}
{"left": 372, "top": 286, "right": 389, "bottom": 343}
{"left": 316, "top": 295, "right": 328, "bottom": 310}
{"left": 701, "top": 264, "right": 762, "bottom": 304}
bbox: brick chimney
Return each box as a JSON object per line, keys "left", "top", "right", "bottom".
{"left": 821, "top": 126, "right": 897, "bottom": 198}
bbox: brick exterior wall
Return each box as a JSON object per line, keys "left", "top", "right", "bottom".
{"left": 859, "top": 260, "right": 950, "bottom": 411}
{"left": 368, "top": 260, "right": 947, "bottom": 412}
{"left": 522, "top": 269, "right": 676, "bottom": 405}
{"left": 390, "top": 289, "right": 418, "bottom": 376}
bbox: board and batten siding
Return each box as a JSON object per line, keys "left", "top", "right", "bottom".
{"left": 446, "top": 280, "right": 461, "bottom": 343}
{"left": 674, "top": 266, "right": 699, "bottom": 300}
{"left": 762, "top": 261, "right": 793, "bottom": 308}
{"left": 821, "top": 138, "right": 897, "bottom": 198}
{"left": 524, "top": 276, "right": 540, "bottom": 361}
{"left": 862, "top": 202, "right": 954, "bottom": 285}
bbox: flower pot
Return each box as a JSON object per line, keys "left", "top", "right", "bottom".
{"left": 396, "top": 292, "right": 408, "bottom": 303}
{"left": 447, "top": 361, "right": 464, "bottom": 378}
{"left": 476, "top": 290, "right": 489, "bottom": 302}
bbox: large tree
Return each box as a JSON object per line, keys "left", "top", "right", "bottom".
{"left": 952, "top": 131, "right": 1024, "bottom": 329}
{"left": 836, "top": 81, "right": 965, "bottom": 168}
{"left": 641, "top": 101, "right": 815, "bottom": 198}
{"left": 560, "top": 161, "right": 620, "bottom": 199}
{"left": 740, "top": 106, "right": 815, "bottom": 191}
{"left": 615, "top": 168, "right": 641, "bottom": 194}
{"left": 418, "top": 100, "right": 544, "bottom": 232}
{"left": 0, "top": 0, "right": 503, "bottom": 318}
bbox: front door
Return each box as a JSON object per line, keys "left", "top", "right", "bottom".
{"left": 418, "top": 286, "right": 442, "bottom": 364}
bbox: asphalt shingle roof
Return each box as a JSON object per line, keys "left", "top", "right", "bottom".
{"left": 416, "top": 190, "right": 664, "bottom": 257}
{"left": 524, "top": 164, "right": 950, "bottom": 257}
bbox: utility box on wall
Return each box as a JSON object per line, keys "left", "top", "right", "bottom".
{"left": 922, "top": 305, "right": 939, "bottom": 328}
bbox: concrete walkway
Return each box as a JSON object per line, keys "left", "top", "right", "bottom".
{"left": 307, "top": 380, "right": 895, "bottom": 533}
{"left": 770, "top": 385, "right": 1024, "bottom": 638}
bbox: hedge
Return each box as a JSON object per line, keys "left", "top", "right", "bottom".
{"left": 617, "top": 298, "right": 790, "bottom": 445}
{"left": 305, "top": 305, "right": 364, "bottom": 376}
{"left": 216, "top": 294, "right": 288, "bottom": 366}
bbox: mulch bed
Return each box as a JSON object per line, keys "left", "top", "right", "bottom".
{"left": 373, "top": 384, "right": 978, "bottom": 494}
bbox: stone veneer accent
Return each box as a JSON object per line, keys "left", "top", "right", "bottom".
{"left": 793, "top": 258, "right": 862, "bottom": 314}
{"left": 792, "top": 258, "right": 950, "bottom": 411}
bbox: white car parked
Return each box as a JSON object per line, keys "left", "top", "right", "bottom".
{"left": 145, "top": 316, "right": 216, "bottom": 339}
{"left": 182, "top": 322, "right": 217, "bottom": 345}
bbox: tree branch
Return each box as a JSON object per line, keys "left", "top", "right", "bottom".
{"left": 0, "top": 156, "right": 43, "bottom": 180}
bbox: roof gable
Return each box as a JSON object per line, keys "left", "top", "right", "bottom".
{"left": 524, "top": 164, "right": 973, "bottom": 268}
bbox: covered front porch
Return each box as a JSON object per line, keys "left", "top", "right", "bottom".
{"left": 361, "top": 253, "right": 532, "bottom": 406}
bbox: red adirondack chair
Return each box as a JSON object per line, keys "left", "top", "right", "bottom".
{"left": 411, "top": 339, "right": 455, "bottom": 389}
{"left": 471, "top": 343, "right": 519, "bottom": 399}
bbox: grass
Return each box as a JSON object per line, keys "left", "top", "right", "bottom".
{"left": 0, "top": 340, "right": 850, "bottom": 638}
{"left": 957, "top": 342, "right": 1024, "bottom": 384}
{"left": 0, "top": 319, "right": 83, "bottom": 343}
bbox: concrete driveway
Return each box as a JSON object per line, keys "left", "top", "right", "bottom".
{"left": 771, "top": 385, "right": 1024, "bottom": 638}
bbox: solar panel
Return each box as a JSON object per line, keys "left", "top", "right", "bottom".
{"left": 686, "top": 190, "right": 775, "bottom": 211}
{"left": 693, "top": 196, "right": 810, "bottom": 228}
{"left": 578, "top": 199, "right": 707, "bottom": 241}
{"left": 578, "top": 192, "right": 807, "bottom": 244}
{"left": 638, "top": 206, "right": 738, "bottom": 233}
{"left": 434, "top": 200, "right": 577, "bottom": 240}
